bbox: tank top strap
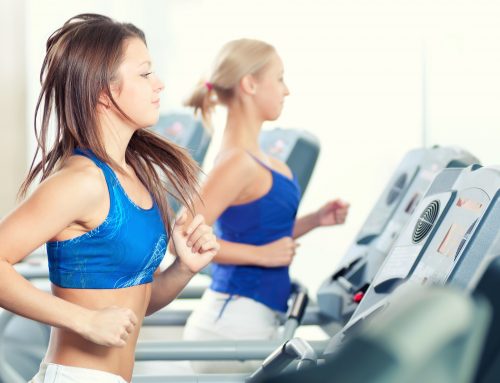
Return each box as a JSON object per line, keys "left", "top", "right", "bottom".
{"left": 245, "top": 150, "right": 298, "bottom": 184}
{"left": 245, "top": 150, "right": 274, "bottom": 172}
{"left": 73, "top": 148, "right": 119, "bottom": 185}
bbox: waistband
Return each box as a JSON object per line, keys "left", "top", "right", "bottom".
{"left": 31, "top": 362, "right": 127, "bottom": 383}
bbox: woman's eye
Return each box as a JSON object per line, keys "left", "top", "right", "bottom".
{"left": 141, "top": 72, "right": 153, "bottom": 78}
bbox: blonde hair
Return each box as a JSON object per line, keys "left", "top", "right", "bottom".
{"left": 184, "top": 39, "right": 276, "bottom": 120}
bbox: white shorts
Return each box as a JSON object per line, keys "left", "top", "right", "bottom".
{"left": 29, "top": 362, "right": 127, "bottom": 383}
{"left": 183, "top": 289, "right": 282, "bottom": 373}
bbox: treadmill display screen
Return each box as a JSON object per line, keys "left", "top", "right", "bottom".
{"left": 456, "top": 197, "right": 483, "bottom": 211}
{"left": 411, "top": 189, "right": 489, "bottom": 286}
{"left": 438, "top": 223, "right": 467, "bottom": 257}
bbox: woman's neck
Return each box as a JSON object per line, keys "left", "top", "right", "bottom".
{"left": 97, "top": 112, "right": 136, "bottom": 169}
{"left": 222, "top": 104, "right": 263, "bottom": 153}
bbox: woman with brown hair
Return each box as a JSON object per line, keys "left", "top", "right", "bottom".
{"left": 0, "top": 14, "right": 218, "bottom": 382}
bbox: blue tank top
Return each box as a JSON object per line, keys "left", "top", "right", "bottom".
{"left": 210, "top": 154, "right": 301, "bottom": 312}
{"left": 46, "top": 149, "right": 168, "bottom": 289}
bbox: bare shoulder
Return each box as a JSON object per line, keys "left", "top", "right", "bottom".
{"left": 0, "top": 155, "right": 108, "bottom": 263}
{"left": 267, "top": 155, "right": 293, "bottom": 178}
{"left": 198, "top": 148, "right": 260, "bottom": 210}
{"left": 61, "top": 154, "right": 105, "bottom": 180}
{"left": 213, "top": 148, "right": 259, "bottom": 178}
{"left": 34, "top": 154, "right": 107, "bottom": 210}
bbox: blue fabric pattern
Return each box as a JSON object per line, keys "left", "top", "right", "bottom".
{"left": 47, "top": 149, "right": 167, "bottom": 289}
{"left": 210, "top": 153, "right": 301, "bottom": 312}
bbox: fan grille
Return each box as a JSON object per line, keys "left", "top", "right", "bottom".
{"left": 412, "top": 200, "right": 440, "bottom": 243}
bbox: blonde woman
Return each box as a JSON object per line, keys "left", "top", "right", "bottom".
{"left": 181, "top": 39, "right": 350, "bottom": 372}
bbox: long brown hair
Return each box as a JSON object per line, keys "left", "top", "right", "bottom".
{"left": 19, "top": 13, "right": 199, "bottom": 234}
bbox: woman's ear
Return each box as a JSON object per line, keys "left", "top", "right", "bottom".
{"left": 240, "top": 74, "right": 257, "bottom": 96}
{"left": 99, "top": 82, "right": 121, "bottom": 109}
{"left": 98, "top": 92, "right": 111, "bottom": 109}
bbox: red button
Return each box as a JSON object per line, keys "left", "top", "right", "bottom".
{"left": 353, "top": 292, "right": 364, "bottom": 303}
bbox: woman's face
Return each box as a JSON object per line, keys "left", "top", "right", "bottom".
{"left": 110, "top": 37, "right": 164, "bottom": 129}
{"left": 253, "top": 53, "right": 290, "bottom": 121}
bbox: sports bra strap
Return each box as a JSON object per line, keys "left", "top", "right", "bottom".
{"left": 245, "top": 150, "right": 275, "bottom": 172}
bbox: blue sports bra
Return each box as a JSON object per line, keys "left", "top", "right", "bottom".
{"left": 46, "top": 149, "right": 168, "bottom": 289}
{"left": 210, "top": 153, "right": 301, "bottom": 312}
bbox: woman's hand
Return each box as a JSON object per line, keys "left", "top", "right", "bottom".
{"left": 257, "top": 237, "right": 299, "bottom": 267}
{"left": 171, "top": 212, "right": 219, "bottom": 274}
{"left": 315, "top": 199, "right": 350, "bottom": 227}
{"left": 79, "top": 306, "right": 138, "bottom": 347}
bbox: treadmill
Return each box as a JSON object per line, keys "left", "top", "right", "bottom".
{"left": 316, "top": 146, "right": 479, "bottom": 328}
{"left": 134, "top": 164, "right": 500, "bottom": 383}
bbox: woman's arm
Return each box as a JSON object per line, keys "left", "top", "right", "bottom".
{"left": 190, "top": 149, "right": 259, "bottom": 224}
{"left": 147, "top": 213, "right": 218, "bottom": 315}
{"left": 293, "top": 199, "right": 350, "bottom": 239}
{"left": 147, "top": 233, "right": 297, "bottom": 316}
{"left": 171, "top": 150, "right": 299, "bottom": 267}
{"left": 146, "top": 259, "right": 194, "bottom": 316}
{"left": 168, "top": 150, "right": 257, "bottom": 257}
{"left": 0, "top": 164, "right": 137, "bottom": 347}
{"left": 214, "top": 237, "right": 298, "bottom": 267}
{"left": 169, "top": 231, "right": 297, "bottom": 268}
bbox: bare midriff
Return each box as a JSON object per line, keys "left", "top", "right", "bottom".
{"left": 45, "top": 283, "right": 152, "bottom": 382}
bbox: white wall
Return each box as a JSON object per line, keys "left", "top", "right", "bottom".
{"left": 3, "top": 0, "right": 500, "bottom": 295}
{"left": 423, "top": 5, "right": 500, "bottom": 165}
{"left": 0, "top": 0, "right": 27, "bottom": 216}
